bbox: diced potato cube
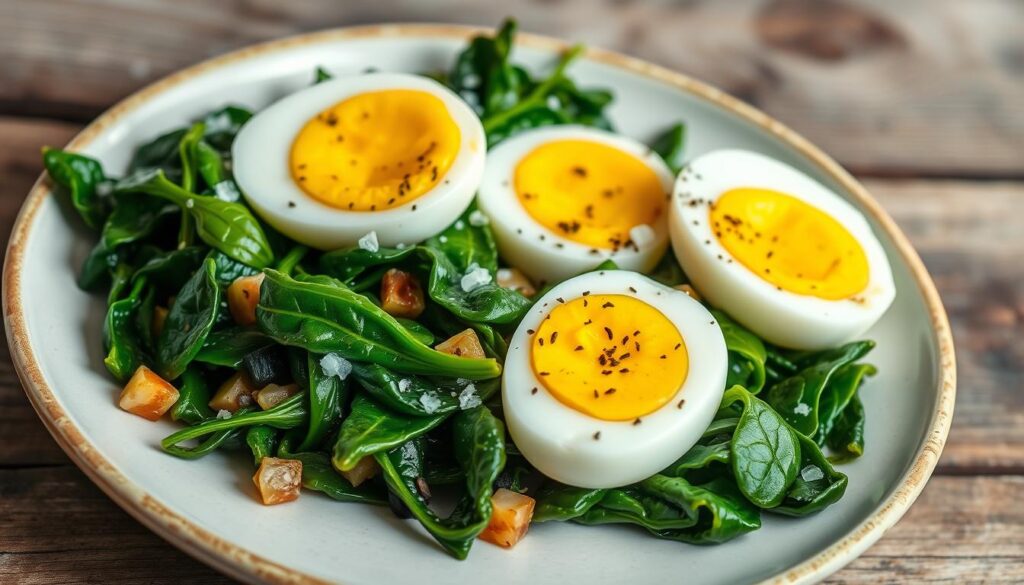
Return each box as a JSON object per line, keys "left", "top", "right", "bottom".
{"left": 152, "top": 305, "right": 169, "bottom": 339}
{"left": 341, "top": 456, "right": 380, "bottom": 487}
{"left": 435, "top": 328, "right": 485, "bottom": 359}
{"left": 252, "top": 457, "right": 302, "bottom": 505}
{"left": 496, "top": 268, "right": 536, "bottom": 297}
{"left": 380, "top": 268, "right": 425, "bottom": 319}
{"left": 118, "top": 366, "right": 179, "bottom": 421}
{"left": 479, "top": 488, "right": 535, "bottom": 548}
{"left": 673, "top": 284, "right": 702, "bottom": 302}
{"left": 255, "top": 383, "right": 300, "bottom": 410}
{"left": 209, "top": 372, "right": 257, "bottom": 413}
{"left": 227, "top": 273, "right": 266, "bottom": 326}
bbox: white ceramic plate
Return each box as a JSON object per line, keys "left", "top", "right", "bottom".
{"left": 4, "top": 25, "right": 955, "bottom": 585}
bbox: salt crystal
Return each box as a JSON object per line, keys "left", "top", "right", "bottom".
{"left": 398, "top": 378, "right": 413, "bottom": 393}
{"left": 458, "top": 384, "right": 481, "bottom": 410}
{"left": 454, "top": 220, "right": 465, "bottom": 230}
{"left": 546, "top": 95, "right": 561, "bottom": 110}
{"left": 419, "top": 393, "right": 442, "bottom": 414}
{"left": 320, "top": 353, "right": 352, "bottom": 380}
{"left": 800, "top": 465, "right": 825, "bottom": 482}
{"left": 216, "top": 409, "right": 232, "bottom": 420}
{"left": 439, "top": 235, "right": 448, "bottom": 243}
{"left": 496, "top": 268, "right": 513, "bottom": 281}
{"left": 396, "top": 242, "right": 407, "bottom": 250}
{"left": 213, "top": 181, "right": 240, "bottom": 202}
{"left": 185, "top": 198, "right": 195, "bottom": 209}
{"left": 455, "top": 378, "right": 470, "bottom": 386}
{"left": 460, "top": 262, "right": 492, "bottom": 292}
{"left": 629, "top": 224, "right": 656, "bottom": 249}
{"left": 468, "top": 210, "right": 490, "bottom": 226}
{"left": 357, "top": 231, "right": 380, "bottom": 252}
{"left": 794, "top": 403, "right": 811, "bottom": 416}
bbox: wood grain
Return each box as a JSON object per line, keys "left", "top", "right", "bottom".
{"left": 2, "top": 0, "right": 1022, "bottom": 176}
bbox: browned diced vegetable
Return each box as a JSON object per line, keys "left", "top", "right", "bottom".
{"left": 118, "top": 366, "right": 179, "bottom": 421}
{"left": 252, "top": 457, "right": 302, "bottom": 505}
{"left": 255, "top": 383, "right": 300, "bottom": 410}
{"left": 435, "top": 328, "right": 485, "bottom": 359}
{"left": 340, "top": 456, "right": 380, "bottom": 487}
{"left": 152, "top": 305, "right": 169, "bottom": 339}
{"left": 227, "top": 273, "right": 266, "bottom": 326}
{"left": 479, "top": 488, "right": 535, "bottom": 548}
{"left": 380, "top": 268, "right": 425, "bottom": 319}
{"left": 496, "top": 268, "right": 536, "bottom": 297}
{"left": 208, "top": 372, "right": 257, "bottom": 413}
{"left": 673, "top": 283, "right": 702, "bottom": 302}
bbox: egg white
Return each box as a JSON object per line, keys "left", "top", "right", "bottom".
{"left": 669, "top": 149, "right": 896, "bottom": 350}
{"left": 477, "top": 126, "right": 674, "bottom": 284}
{"left": 502, "top": 270, "right": 727, "bottom": 489}
{"left": 232, "top": 73, "right": 486, "bottom": 249}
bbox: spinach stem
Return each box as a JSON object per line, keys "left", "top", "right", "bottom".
{"left": 276, "top": 245, "right": 310, "bottom": 276}
{"left": 481, "top": 44, "right": 584, "bottom": 133}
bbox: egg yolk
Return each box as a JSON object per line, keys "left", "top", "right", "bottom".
{"left": 289, "top": 90, "right": 460, "bottom": 211}
{"left": 531, "top": 294, "right": 688, "bottom": 421}
{"left": 514, "top": 140, "right": 665, "bottom": 250}
{"left": 710, "top": 188, "right": 869, "bottom": 300}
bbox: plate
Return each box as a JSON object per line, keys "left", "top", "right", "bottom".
{"left": 3, "top": 24, "right": 955, "bottom": 585}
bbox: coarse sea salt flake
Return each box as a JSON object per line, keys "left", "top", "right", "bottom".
{"left": 460, "top": 262, "right": 492, "bottom": 292}
{"left": 398, "top": 378, "right": 413, "bottom": 393}
{"left": 468, "top": 210, "right": 490, "bottom": 226}
{"left": 216, "top": 409, "right": 232, "bottom": 420}
{"left": 800, "top": 465, "right": 825, "bottom": 482}
{"left": 794, "top": 403, "right": 811, "bottom": 416}
{"left": 320, "top": 353, "right": 352, "bottom": 380}
{"left": 629, "top": 224, "right": 656, "bottom": 249}
{"left": 358, "top": 231, "right": 379, "bottom": 252}
{"left": 420, "top": 393, "right": 442, "bottom": 414}
{"left": 459, "top": 384, "right": 481, "bottom": 409}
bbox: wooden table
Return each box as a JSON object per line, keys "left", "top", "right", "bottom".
{"left": 1, "top": 1, "right": 1021, "bottom": 582}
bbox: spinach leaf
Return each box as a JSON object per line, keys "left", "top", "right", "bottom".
{"left": 194, "top": 326, "right": 272, "bottom": 368}
{"left": 333, "top": 394, "right": 447, "bottom": 471}
{"left": 827, "top": 390, "right": 866, "bottom": 463}
{"left": 170, "top": 366, "right": 214, "bottom": 425}
{"left": 350, "top": 363, "right": 498, "bottom": 417}
{"left": 313, "top": 67, "right": 332, "bottom": 83}
{"left": 245, "top": 425, "right": 279, "bottom": 465}
{"left": 662, "top": 439, "right": 731, "bottom": 476}
{"left": 132, "top": 245, "right": 206, "bottom": 293}
{"left": 533, "top": 484, "right": 607, "bottom": 522}
{"left": 814, "top": 363, "right": 876, "bottom": 448}
{"left": 201, "top": 105, "right": 253, "bottom": 154}
{"left": 102, "top": 277, "right": 149, "bottom": 382}
{"left": 720, "top": 385, "right": 800, "bottom": 508}
{"left": 771, "top": 432, "right": 848, "bottom": 516}
{"left": 79, "top": 241, "right": 122, "bottom": 291}
{"left": 161, "top": 392, "right": 308, "bottom": 458}
{"left": 375, "top": 406, "right": 505, "bottom": 559}
{"left": 449, "top": 19, "right": 521, "bottom": 118}
{"left": 129, "top": 128, "right": 186, "bottom": 181}
{"left": 629, "top": 475, "right": 761, "bottom": 543}
{"left": 295, "top": 352, "right": 347, "bottom": 452}
{"left": 116, "top": 169, "right": 274, "bottom": 268}
{"left": 209, "top": 249, "right": 261, "bottom": 286}
{"left": 291, "top": 452, "right": 384, "bottom": 504}
{"left": 320, "top": 207, "right": 531, "bottom": 325}
{"left": 713, "top": 310, "right": 768, "bottom": 393}
{"left": 42, "top": 148, "right": 111, "bottom": 229}
{"left": 761, "top": 340, "right": 874, "bottom": 436}
{"left": 100, "top": 194, "right": 176, "bottom": 250}
{"left": 651, "top": 122, "right": 687, "bottom": 175}
{"left": 157, "top": 258, "right": 221, "bottom": 380}
{"left": 178, "top": 122, "right": 204, "bottom": 193}
{"left": 256, "top": 270, "right": 501, "bottom": 379}
{"left": 648, "top": 249, "right": 687, "bottom": 287}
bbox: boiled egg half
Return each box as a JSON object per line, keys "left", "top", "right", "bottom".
{"left": 669, "top": 150, "right": 896, "bottom": 350}
{"left": 232, "top": 73, "right": 486, "bottom": 248}
{"left": 477, "top": 126, "right": 674, "bottom": 284}
{"left": 502, "top": 270, "right": 727, "bottom": 488}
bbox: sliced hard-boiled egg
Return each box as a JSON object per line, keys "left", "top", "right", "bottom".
{"left": 232, "top": 73, "right": 485, "bottom": 249}
{"left": 502, "top": 270, "right": 727, "bottom": 488}
{"left": 477, "top": 126, "right": 674, "bottom": 284}
{"left": 669, "top": 149, "right": 896, "bottom": 350}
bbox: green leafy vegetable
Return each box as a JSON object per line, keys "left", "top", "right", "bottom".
{"left": 170, "top": 366, "right": 214, "bottom": 425}
{"left": 650, "top": 122, "right": 687, "bottom": 175}
{"left": 162, "top": 392, "right": 308, "bottom": 458}
{"left": 116, "top": 169, "right": 274, "bottom": 268}
{"left": 246, "top": 425, "right": 279, "bottom": 465}
{"left": 42, "top": 148, "right": 111, "bottom": 229}
{"left": 102, "top": 277, "right": 149, "bottom": 382}
{"left": 156, "top": 259, "right": 221, "bottom": 380}
{"left": 256, "top": 270, "right": 501, "bottom": 379}
{"left": 291, "top": 452, "right": 384, "bottom": 504}
{"left": 333, "top": 395, "right": 447, "bottom": 471}
{"left": 295, "top": 352, "right": 347, "bottom": 452}
{"left": 714, "top": 310, "right": 768, "bottom": 393}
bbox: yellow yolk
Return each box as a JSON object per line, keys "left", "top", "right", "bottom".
{"left": 530, "top": 294, "right": 688, "bottom": 421}
{"left": 289, "top": 90, "right": 460, "bottom": 211}
{"left": 514, "top": 140, "right": 665, "bottom": 250}
{"left": 710, "top": 188, "right": 869, "bottom": 300}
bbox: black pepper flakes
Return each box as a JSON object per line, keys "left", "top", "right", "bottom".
{"left": 603, "top": 327, "right": 613, "bottom": 340}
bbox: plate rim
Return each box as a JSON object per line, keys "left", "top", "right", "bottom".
{"left": 1, "top": 23, "right": 956, "bottom": 585}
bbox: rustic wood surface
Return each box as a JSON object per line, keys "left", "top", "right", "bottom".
{"left": 1, "top": 1, "right": 1022, "bottom": 583}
